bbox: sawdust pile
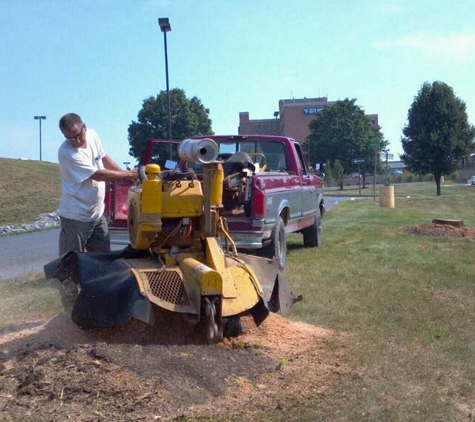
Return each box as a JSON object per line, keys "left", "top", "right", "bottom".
{"left": 0, "top": 312, "right": 346, "bottom": 421}
{"left": 405, "top": 222, "right": 475, "bottom": 238}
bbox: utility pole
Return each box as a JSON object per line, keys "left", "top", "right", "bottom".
{"left": 34, "top": 116, "right": 47, "bottom": 161}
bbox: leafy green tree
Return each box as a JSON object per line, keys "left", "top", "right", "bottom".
{"left": 332, "top": 159, "right": 344, "bottom": 190}
{"left": 128, "top": 88, "right": 213, "bottom": 162}
{"left": 304, "top": 99, "right": 386, "bottom": 189}
{"left": 324, "top": 159, "right": 333, "bottom": 184}
{"left": 401, "top": 81, "right": 475, "bottom": 195}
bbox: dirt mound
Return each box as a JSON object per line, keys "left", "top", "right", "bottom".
{"left": 0, "top": 312, "right": 345, "bottom": 421}
{"left": 405, "top": 222, "right": 475, "bottom": 238}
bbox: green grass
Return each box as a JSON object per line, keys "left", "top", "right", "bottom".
{"left": 283, "top": 184, "right": 475, "bottom": 421}
{"left": 0, "top": 274, "right": 63, "bottom": 333}
{"left": 191, "top": 183, "right": 475, "bottom": 421}
{"left": 0, "top": 158, "right": 61, "bottom": 226}
{"left": 325, "top": 180, "right": 465, "bottom": 198}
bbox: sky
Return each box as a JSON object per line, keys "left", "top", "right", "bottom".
{"left": 1, "top": 0, "right": 474, "bottom": 166}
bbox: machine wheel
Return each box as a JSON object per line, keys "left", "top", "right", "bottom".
{"left": 259, "top": 216, "right": 287, "bottom": 270}
{"left": 224, "top": 316, "right": 242, "bottom": 338}
{"left": 302, "top": 208, "right": 322, "bottom": 248}
{"left": 203, "top": 297, "right": 223, "bottom": 344}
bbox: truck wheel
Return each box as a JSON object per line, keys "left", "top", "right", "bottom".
{"left": 260, "top": 216, "right": 287, "bottom": 270}
{"left": 303, "top": 208, "right": 322, "bottom": 247}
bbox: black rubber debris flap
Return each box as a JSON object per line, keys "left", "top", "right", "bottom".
{"left": 44, "top": 252, "right": 154, "bottom": 329}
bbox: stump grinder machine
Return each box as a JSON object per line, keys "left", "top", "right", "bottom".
{"left": 45, "top": 138, "right": 296, "bottom": 343}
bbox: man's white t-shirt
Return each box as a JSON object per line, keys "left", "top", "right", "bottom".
{"left": 58, "top": 129, "right": 106, "bottom": 222}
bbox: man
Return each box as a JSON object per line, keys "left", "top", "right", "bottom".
{"left": 58, "top": 113, "right": 137, "bottom": 255}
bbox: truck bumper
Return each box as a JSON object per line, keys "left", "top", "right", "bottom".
{"left": 109, "top": 227, "right": 272, "bottom": 250}
{"left": 231, "top": 231, "right": 265, "bottom": 249}
{"left": 109, "top": 227, "right": 130, "bottom": 246}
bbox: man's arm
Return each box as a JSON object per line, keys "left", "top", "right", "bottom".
{"left": 102, "top": 155, "right": 123, "bottom": 171}
{"left": 89, "top": 155, "right": 138, "bottom": 182}
{"left": 90, "top": 168, "right": 137, "bottom": 182}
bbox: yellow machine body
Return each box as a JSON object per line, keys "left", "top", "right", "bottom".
{"left": 209, "top": 164, "right": 224, "bottom": 208}
{"left": 125, "top": 138, "right": 277, "bottom": 342}
{"left": 161, "top": 181, "right": 203, "bottom": 217}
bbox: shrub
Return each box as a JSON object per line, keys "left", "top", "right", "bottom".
{"left": 405, "top": 174, "right": 414, "bottom": 183}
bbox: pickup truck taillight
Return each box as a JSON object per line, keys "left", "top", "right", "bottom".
{"left": 252, "top": 179, "right": 266, "bottom": 220}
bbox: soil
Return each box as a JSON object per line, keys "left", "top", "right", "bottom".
{"left": 0, "top": 309, "right": 347, "bottom": 421}
{"left": 405, "top": 222, "right": 475, "bottom": 238}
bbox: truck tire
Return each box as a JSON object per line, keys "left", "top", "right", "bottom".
{"left": 303, "top": 208, "right": 322, "bottom": 247}
{"left": 260, "top": 216, "right": 287, "bottom": 270}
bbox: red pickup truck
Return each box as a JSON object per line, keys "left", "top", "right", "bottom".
{"left": 105, "top": 135, "right": 324, "bottom": 269}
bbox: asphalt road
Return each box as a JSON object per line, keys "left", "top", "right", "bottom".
{"left": 0, "top": 196, "right": 353, "bottom": 280}
{"left": 0, "top": 229, "right": 60, "bottom": 280}
{"left": 0, "top": 229, "right": 122, "bottom": 280}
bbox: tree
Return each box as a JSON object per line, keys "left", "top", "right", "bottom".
{"left": 332, "top": 159, "right": 344, "bottom": 190}
{"left": 402, "top": 81, "right": 475, "bottom": 196}
{"left": 128, "top": 88, "right": 213, "bottom": 161}
{"left": 324, "top": 159, "right": 333, "bottom": 184}
{"left": 304, "top": 99, "right": 386, "bottom": 188}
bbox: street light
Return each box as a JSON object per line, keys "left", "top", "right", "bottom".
{"left": 158, "top": 17, "right": 172, "bottom": 141}
{"left": 273, "top": 111, "right": 279, "bottom": 135}
{"left": 34, "top": 116, "right": 47, "bottom": 161}
{"left": 123, "top": 161, "right": 131, "bottom": 170}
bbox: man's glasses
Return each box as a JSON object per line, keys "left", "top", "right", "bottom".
{"left": 66, "top": 125, "right": 85, "bottom": 141}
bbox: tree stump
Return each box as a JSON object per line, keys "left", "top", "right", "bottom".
{"left": 432, "top": 218, "right": 463, "bottom": 227}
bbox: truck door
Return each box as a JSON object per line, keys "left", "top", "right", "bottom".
{"left": 256, "top": 141, "right": 302, "bottom": 224}
{"left": 295, "top": 144, "right": 318, "bottom": 219}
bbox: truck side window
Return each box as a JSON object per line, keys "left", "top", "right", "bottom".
{"left": 259, "top": 142, "right": 287, "bottom": 172}
{"left": 294, "top": 144, "right": 308, "bottom": 175}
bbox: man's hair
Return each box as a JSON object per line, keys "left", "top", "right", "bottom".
{"left": 59, "top": 113, "right": 83, "bottom": 133}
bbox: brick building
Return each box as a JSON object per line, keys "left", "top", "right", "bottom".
{"left": 239, "top": 97, "right": 379, "bottom": 144}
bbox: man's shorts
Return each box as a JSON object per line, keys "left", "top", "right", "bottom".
{"left": 59, "top": 215, "right": 111, "bottom": 255}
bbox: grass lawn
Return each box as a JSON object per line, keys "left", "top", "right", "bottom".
{"left": 0, "top": 274, "right": 63, "bottom": 333}
{"left": 282, "top": 183, "right": 475, "bottom": 421}
{"left": 325, "top": 180, "right": 468, "bottom": 198}
{"left": 0, "top": 158, "right": 61, "bottom": 226}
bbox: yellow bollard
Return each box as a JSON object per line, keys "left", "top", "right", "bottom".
{"left": 379, "top": 185, "right": 395, "bottom": 208}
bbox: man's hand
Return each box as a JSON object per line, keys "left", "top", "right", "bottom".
{"left": 125, "top": 168, "right": 139, "bottom": 182}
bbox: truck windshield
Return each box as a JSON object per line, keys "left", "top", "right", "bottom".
{"left": 218, "top": 140, "right": 288, "bottom": 172}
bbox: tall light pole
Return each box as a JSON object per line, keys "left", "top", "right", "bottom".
{"left": 34, "top": 116, "right": 47, "bottom": 161}
{"left": 158, "top": 18, "right": 172, "bottom": 141}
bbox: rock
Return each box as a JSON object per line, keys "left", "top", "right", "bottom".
{"left": 0, "top": 211, "right": 61, "bottom": 235}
